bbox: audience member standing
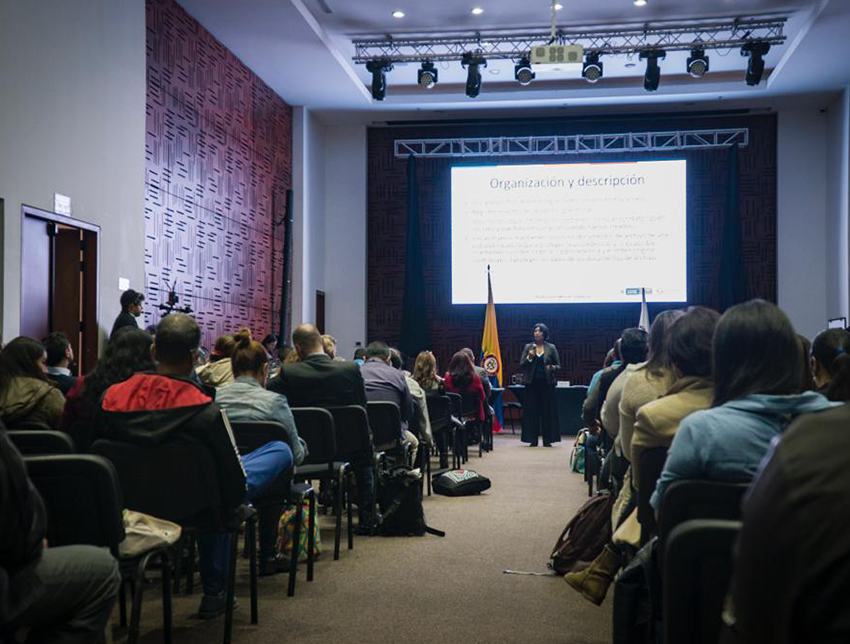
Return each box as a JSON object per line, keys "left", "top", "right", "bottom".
{"left": 267, "top": 324, "right": 378, "bottom": 532}
{"left": 110, "top": 289, "right": 144, "bottom": 339}
{"left": 810, "top": 328, "right": 850, "bottom": 401}
{"left": 518, "top": 323, "right": 561, "bottom": 447}
{"left": 651, "top": 300, "right": 840, "bottom": 512}
{"left": 0, "top": 337, "right": 65, "bottom": 428}
{"left": 0, "top": 422, "right": 121, "bottom": 642}
{"left": 41, "top": 332, "right": 77, "bottom": 395}
{"left": 99, "top": 314, "right": 292, "bottom": 618}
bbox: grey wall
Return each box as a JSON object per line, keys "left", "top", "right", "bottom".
{"left": 0, "top": 0, "right": 146, "bottom": 345}
{"left": 825, "top": 86, "right": 850, "bottom": 323}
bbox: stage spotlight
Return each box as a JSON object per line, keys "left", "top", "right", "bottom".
{"left": 514, "top": 57, "right": 535, "bottom": 85}
{"left": 741, "top": 41, "right": 770, "bottom": 86}
{"left": 639, "top": 49, "right": 665, "bottom": 92}
{"left": 582, "top": 52, "right": 603, "bottom": 83}
{"left": 687, "top": 48, "right": 709, "bottom": 78}
{"left": 462, "top": 52, "right": 487, "bottom": 98}
{"left": 418, "top": 61, "right": 438, "bottom": 89}
{"left": 366, "top": 59, "right": 393, "bottom": 100}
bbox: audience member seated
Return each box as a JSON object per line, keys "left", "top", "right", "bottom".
{"left": 461, "top": 347, "right": 492, "bottom": 402}
{"left": 353, "top": 347, "right": 366, "bottom": 365}
{"left": 60, "top": 327, "right": 155, "bottom": 446}
{"left": 0, "top": 337, "right": 66, "bottom": 428}
{"left": 617, "top": 310, "right": 683, "bottom": 465}
{"left": 196, "top": 333, "right": 237, "bottom": 388}
{"left": 722, "top": 403, "right": 850, "bottom": 644}
{"left": 99, "top": 314, "right": 292, "bottom": 618}
{"left": 110, "top": 289, "right": 144, "bottom": 339}
{"left": 321, "top": 334, "right": 337, "bottom": 359}
{"left": 412, "top": 350, "right": 445, "bottom": 395}
{"left": 0, "top": 422, "right": 121, "bottom": 643}
{"left": 581, "top": 339, "right": 621, "bottom": 428}
{"left": 630, "top": 307, "right": 719, "bottom": 488}
{"left": 389, "top": 348, "right": 434, "bottom": 458}
{"left": 41, "top": 332, "right": 78, "bottom": 395}
{"left": 810, "top": 328, "right": 850, "bottom": 401}
{"left": 650, "top": 300, "right": 841, "bottom": 512}
{"left": 796, "top": 334, "right": 814, "bottom": 393}
{"left": 261, "top": 333, "right": 281, "bottom": 373}
{"left": 267, "top": 324, "right": 378, "bottom": 532}
{"left": 360, "top": 342, "right": 417, "bottom": 458}
{"left": 444, "top": 351, "right": 486, "bottom": 421}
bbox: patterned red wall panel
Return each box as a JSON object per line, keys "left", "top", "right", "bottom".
{"left": 367, "top": 114, "right": 777, "bottom": 385}
{"left": 145, "top": 0, "right": 291, "bottom": 349}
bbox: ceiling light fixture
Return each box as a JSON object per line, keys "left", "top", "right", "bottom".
{"left": 471, "top": 6, "right": 484, "bottom": 15}
{"left": 514, "top": 57, "right": 535, "bottom": 85}
{"left": 687, "top": 48, "right": 709, "bottom": 77}
{"left": 634, "top": 0, "right": 647, "bottom": 6}
{"left": 639, "top": 49, "right": 665, "bottom": 91}
{"left": 392, "top": 10, "right": 405, "bottom": 18}
{"left": 462, "top": 52, "right": 487, "bottom": 97}
{"left": 365, "top": 59, "right": 393, "bottom": 100}
{"left": 741, "top": 40, "right": 770, "bottom": 86}
{"left": 582, "top": 52, "right": 603, "bottom": 83}
{"left": 417, "top": 61, "right": 438, "bottom": 88}
{"left": 554, "top": 3, "right": 563, "bottom": 9}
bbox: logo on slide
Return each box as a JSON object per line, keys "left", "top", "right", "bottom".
{"left": 483, "top": 353, "right": 500, "bottom": 376}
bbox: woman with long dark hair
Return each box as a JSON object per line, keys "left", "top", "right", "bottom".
{"left": 60, "top": 327, "right": 154, "bottom": 432}
{"left": 518, "top": 323, "right": 561, "bottom": 446}
{"left": 0, "top": 337, "right": 65, "bottom": 428}
{"left": 444, "top": 351, "right": 486, "bottom": 420}
{"left": 651, "top": 300, "right": 840, "bottom": 511}
{"left": 810, "top": 328, "right": 850, "bottom": 401}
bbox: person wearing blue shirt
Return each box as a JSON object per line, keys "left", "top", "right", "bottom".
{"left": 651, "top": 300, "right": 841, "bottom": 512}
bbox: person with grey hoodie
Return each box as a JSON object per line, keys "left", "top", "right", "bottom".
{"left": 651, "top": 300, "right": 841, "bottom": 512}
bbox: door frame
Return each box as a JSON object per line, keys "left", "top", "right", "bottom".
{"left": 21, "top": 204, "right": 101, "bottom": 372}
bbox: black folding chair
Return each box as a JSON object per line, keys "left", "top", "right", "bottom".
{"left": 229, "top": 420, "right": 315, "bottom": 596}
{"left": 445, "top": 392, "right": 468, "bottom": 464}
{"left": 637, "top": 447, "right": 669, "bottom": 545}
{"left": 663, "top": 519, "right": 742, "bottom": 644}
{"left": 366, "top": 400, "right": 412, "bottom": 465}
{"left": 91, "top": 440, "right": 257, "bottom": 644}
{"left": 7, "top": 430, "right": 75, "bottom": 455}
{"left": 459, "top": 391, "right": 485, "bottom": 458}
{"left": 425, "top": 395, "right": 456, "bottom": 473}
{"left": 25, "top": 454, "right": 173, "bottom": 644}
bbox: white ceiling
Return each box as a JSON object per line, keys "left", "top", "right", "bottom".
{"left": 176, "top": 0, "right": 850, "bottom": 122}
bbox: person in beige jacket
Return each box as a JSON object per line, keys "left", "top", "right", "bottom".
{"left": 196, "top": 333, "right": 237, "bottom": 387}
{"left": 631, "top": 306, "right": 721, "bottom": 488}
{"left": 0, "top": 337, "right": 66, "bottom": 428}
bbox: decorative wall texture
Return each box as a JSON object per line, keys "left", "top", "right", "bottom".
{"left": 144, "top": 0, "right": 291, "bottom": 347}
{"left": 367, "top": 114, "right": 777, "bottom": 385}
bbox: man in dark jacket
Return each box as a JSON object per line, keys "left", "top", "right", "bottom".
{"left": 109, "top": 289, "right": 144, "bottom": 339}
{"left": 42, "top": 332, "right": 77, "bottom": 395}
{"left": 268, "top": 324, "right": 378, "bottom": 532}
{"left": 100, "top": 314, "right": 292, "bottom": 617}
{"left": 723, "top": 403, "right": 850, "bottom": 644}
{"left": 0, "top": 422, "right": 120, "bottom": 642}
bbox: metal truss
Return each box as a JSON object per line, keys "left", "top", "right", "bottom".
{"left": 354, "top": 17, "right": 786, "bottom": 63}
{"left": 393, "top": 128, "right": 748, "bottom": 158}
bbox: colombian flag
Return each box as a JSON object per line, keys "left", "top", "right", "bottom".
{"left": 481, "top": 268, "right": 503, "bottom": 433}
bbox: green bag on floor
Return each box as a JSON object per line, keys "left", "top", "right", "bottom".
{"left": 277, "top": 502, "right": 321, "bottom": 562}
{"left": 570, "top": 430, "right": 586, "bottom": 474}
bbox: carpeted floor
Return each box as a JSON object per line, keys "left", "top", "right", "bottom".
{"left": 130, "top": 433, "right": 613, "bottom": 643}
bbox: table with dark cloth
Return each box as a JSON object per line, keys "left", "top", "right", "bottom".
{"left": 506, "top": 384, "right": 588, "bottom": 436}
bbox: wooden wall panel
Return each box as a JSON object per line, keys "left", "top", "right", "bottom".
{"left": 367, "top": 114, "right": 777, "bottom": 385}
{"left": 144, "top": 0, "right": 291, "bottom": 347}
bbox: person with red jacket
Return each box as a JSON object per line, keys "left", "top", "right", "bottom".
{"left": 444, "top": 351, "right": 486, "bottom": 421}
{"left": 99, "top": 314, "right": 292, "bottom": 619}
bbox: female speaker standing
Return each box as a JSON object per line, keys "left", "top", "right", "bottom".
{"left": 519, "top": 323, "right": 561, "bottom": 446}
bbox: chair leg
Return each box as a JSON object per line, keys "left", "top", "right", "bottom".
{"left": 118, "top": 580, "right": 128, "bottom": 628}
{"left": 307, "top": 492, "right": 316, "bottom": 582}
{"left": 334, "top": 469, "right": 344, "bottom": 560}
{"left": 287, "top": 499, "right": 302, "bottom": 597}
{"left": 128, "top": 551, "right": 156, "bottom": 644}
{"left": 246, "top": 517, "right": 258, "bottom": 625}
{"left": 426, "top": 445, "right": 432, "bottom": 496}
{"left": 223, "top": 531, "right": 238, "bottom": 644}
{"left": 161, "top": 551, "right": 173, "bottom": 644}
{"left": 346, "top": 470, "right": 354, "bottom": 550}
{"left": 187, "top": 532, "right": 196, "bottom": 595}
{"left": 173, "top": 538, "right": 182, "bottom": 595}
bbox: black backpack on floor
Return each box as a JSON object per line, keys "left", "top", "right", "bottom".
{"left": 378, "top": 466, "right": 444, "bottom": 537}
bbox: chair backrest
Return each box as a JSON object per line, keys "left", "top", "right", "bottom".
{"left": 91, "top": 439, "right": 225, "bottom": 529}
{"left": 228, "top": 419, "right": 294, "bottom": 454}
{"left": 291, "top": 407, "right": 336, "bottom": 464}
{"left": 366, "top": 400, "right": 402, "bottom": 447}
{"left": 663, "top": 519, "right": 742, "bottom": 644}
{"left": 446, "top": 392, "right": 462, "bottom": 417}
{"left": 658, "top": 479, "right": 749, "bottom": 564}
{"left": 425, "top": 395, "right": 452, "bottom": 432}
{"left": 458, "top": 391, "right": 479, "bottom": 419}
{"left": 24, "top": 454, "right": 125, "bottom": 554}
{"left": 6, "top": 421, "right": 54, "bottom": 431}
{"left": 7, "top": 430, "right": 75, "bottom": 455}
{"left": 325, "top": 405, "right": 374, "bottom": 460}
{"left": 637, "top": 447, "right": 668, "bottom": 541}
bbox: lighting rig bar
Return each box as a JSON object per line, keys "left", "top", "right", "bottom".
{"left": 353, "top": 17, "right": 786, "bottom": 63}
{"left": 393, "top": 128, "right": 749, "bottom": 158}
